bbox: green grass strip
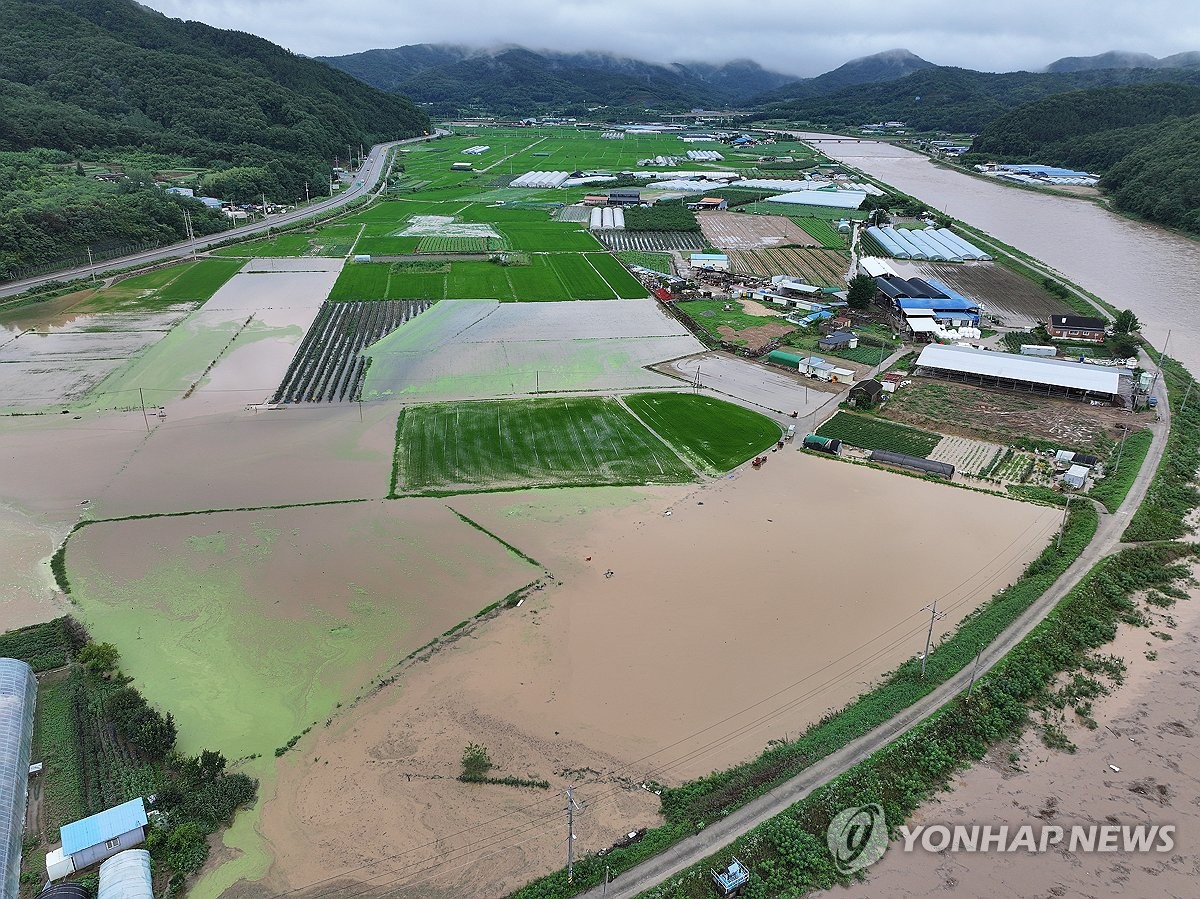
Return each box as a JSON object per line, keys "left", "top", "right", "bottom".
{"left": 1090, "top": 429, "right": 1153, "bottom": 513}
{"left": 1123, "top": 357, "right": 1200, "bottom": 541}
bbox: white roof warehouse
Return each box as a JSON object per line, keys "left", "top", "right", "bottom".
{"left": 915, "top": 344, "right": 1124, "bottom": 402}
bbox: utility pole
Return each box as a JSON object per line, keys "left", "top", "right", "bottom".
{"left": 603, "top": 866, "right": 610, "bottom": 895}
{"left": 920, "top": 600, "right": 946, "bottom": 677}
{"left": 138, "top": 388, "right": 150, "bottom": 434}
{"left": 86, "top": 246, "right": 97, "bottom": 285}
{"left": 262, "top": 193, "right": 268, "bottom": 221}
{"left": 1056, "top": 493, "right": 1074, "bottom": 551}
{"left": 967, "top": 643, "right": 983, "bottom": 700}
{"left": 565, "top": 786, "right": 580, "bottom": 883}
{"left": 1181, "top": 379, "right": 1194, "bottom": 415}
{"left": 348, "top": 145, "right": 354, "bottom": 170}
{"left": 1114, "top": 424, "right": 1129, "bottom": 472}
{"left": 304, "top": 181, "right": 310, "bottom": 204}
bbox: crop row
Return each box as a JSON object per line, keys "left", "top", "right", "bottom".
{"left": 273, "top": 300, "right": 431, "bottom": 404}
{"left": 727, "top": 248, "right": 849, "bottom": 287}
{"left": 793, "top": 217, "right": 848, "bottom": 249}
{"left": 816, "top": 411, "right": 942, "bottom": 457}
{"left": 616, "top": 251, "right": 674, "bottom": 275}
{"left": 596, "top": 231, "right": 708, "bottom": 252}
{"left": 416, "top": 235, "right": 511, "bottom": 254}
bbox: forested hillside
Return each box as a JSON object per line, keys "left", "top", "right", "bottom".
{"left": 0, "top": 0, "right": 429, "bottom": 280}
{"left": 969, "top": 83, "right": 1200, "bottom": 234}
{"left": 321, "top": 44, "right": 795, "bottom": 116}
{"left": 752, "top": 65, "right": 1200, "bottom": 133}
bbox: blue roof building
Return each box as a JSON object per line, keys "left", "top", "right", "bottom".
{"left": 48, "top": 798, "right": 147, "bottom": 880}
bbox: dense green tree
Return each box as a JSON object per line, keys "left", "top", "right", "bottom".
{"left": 1113, "top": 309, "right": 1141, "bottom": 334}
{"left": 847, "top": 273, "right": 876, "bottom": 310}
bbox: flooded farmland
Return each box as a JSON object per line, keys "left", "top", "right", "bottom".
{"left": 244, "top": 454, "right": 1058, "bottom": 899}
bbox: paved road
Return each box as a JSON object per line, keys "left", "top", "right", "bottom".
{"left": 585, "top": 367, "right": 1170, "bottom": 899}
{"left": 0, "top": 130, "right": 448, "bottom": 299}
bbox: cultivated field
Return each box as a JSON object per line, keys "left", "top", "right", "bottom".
{"left": 616, "top": 251, "right": 674, "bottom": 275}
{"left": 596, "top": 231, "right": 709, "bottom": 252}
{"left": 326, "top": 254, "right": 643, "bottom": 302}
{"left": 360, "top": 299, "right": 703, "bottom": 400}
{"left": 815, "top": 411, "right": 942, "bottom": 456}
{"left": 272, "top": 300, "right": 431, "bottom": 403}
{"left": 927, "top": 435, "right": 1003, "bottom": 478}
{"left": 883, "top": 379, "right": 1128, "bottom": 454}
{"left": 699, "top": 211, "right": 818, "bottom": 249}
{"left": 727, "top": 247, "right": 850, "bottom": 286}
{"left": 393, "top": 397, "right": 696, "bottom": 493}
{"left": 624, "top": 392, "right": 781, "bottom": 473}
{"left": 794, "top": 217, "right": 849, "bottom": 249}
{"left": 909, "top": 260, "right": 1074, "bottom": 329}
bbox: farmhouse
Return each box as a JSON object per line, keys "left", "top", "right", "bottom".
{"left": 607, "top": 189, "right": 642, "bottom": 206}
{"left": 915, "top": 344, "right": 1125, "bottom": 404}
{"left": 46, "top": 798, "right": 148, "bottom": 879}
{"left": 818, "top": 331, "right": 858, "bottom": 352}
{"left": 1046, "top": 314, "right": 1106, "bottom": 342}
{"left": 694, "top": 197, "right": 729, "bottom": 211}
{"left": 1, "top": 659, "right": 36, "bottom": 899}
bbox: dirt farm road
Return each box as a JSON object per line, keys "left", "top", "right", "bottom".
{"left": 584, "top": 368, "right": 1170, "bottom": 899}
{"left": 0, "top": 130, "right": 449, "bottom": 300}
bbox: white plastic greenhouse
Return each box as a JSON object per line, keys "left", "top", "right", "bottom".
{"left": 98, "top": 849, "right": 152, "bottom": 899}
{"left": 1, "top": 658, "right": 36, "bottom": 899}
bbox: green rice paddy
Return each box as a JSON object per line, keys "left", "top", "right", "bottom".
{"left": 624, "top": 393, "right": 782, "bottom": 473}
{"left": 393, "top": 397, "right": 696, "bottom": 494}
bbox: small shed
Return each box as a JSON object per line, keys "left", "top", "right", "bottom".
{"left": 1062, "top": 464, "right": 1089, "bottom": 489}
{"left": 48, "top": 798, "right": 147, "bottom": 879}
{"left": 608, "top": 189, "right": 641, "bottom": 206}
{"left": 696, "top": 197, "right": 728, "bottom": 211}
{"left": 849, "top": 379, "right": 885, "bottom": 408}
{"left": 829, "top": 367, "right": 855, "bottom": 384}
{"left": 818, "top": 331, "right": 858, "bottom": 351}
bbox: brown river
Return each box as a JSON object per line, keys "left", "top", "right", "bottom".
{"left": 797, "top": 135, "right": 1200, "bottom": 376}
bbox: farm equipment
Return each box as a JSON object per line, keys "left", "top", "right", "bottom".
{"left": 751, "top": 455, "right": 767, "bottom": 468}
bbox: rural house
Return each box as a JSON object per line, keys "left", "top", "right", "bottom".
{"left": 849, "top": 379, "right": 885, "bottom": 408}
{"left": 46, "top": 798, "right": 148, "bottom": 879}
{"left": 818, "top": 331, "right": 858, "bottom": 352}
{"left": 1046, "top": 315, "right": 1106, "bottom": 342}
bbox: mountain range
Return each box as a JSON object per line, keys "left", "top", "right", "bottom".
{"left": 1045, "top": 50, "right": 1200, "bottom": 72}
{"left": 318, "top": 46, "right": 940, "bottom": 116}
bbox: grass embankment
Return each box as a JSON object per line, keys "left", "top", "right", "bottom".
{"left": 624, "top": 393, "right": 782, "bottom": 474}
{"left": 510, "top": 500, "right": 1100, "bottom": 899}
{"left": 1090, "top": 429, "right": 1153, "bottom": 513}
{"left": 816, "top": 411, "right": 941, "bottom": 457}
{"left": 1123, "top": 357, "right": 1200, "bottom": 541}
{"left": 635, "top": 542, "right": 1194, "bottom": 898}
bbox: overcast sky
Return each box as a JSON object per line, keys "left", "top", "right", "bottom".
{"left": 138, "top": 1, "right": 1200, "bottom": 76}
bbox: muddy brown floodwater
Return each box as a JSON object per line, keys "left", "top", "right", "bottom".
{"left": 242, "top": 454, "right": 1056, "bottom": 899}
{"left": 798, "top": 135, "right": 1200, "bottom": 377}
{"left": 824, "top": 564, "right": 1200, "bottom": 899}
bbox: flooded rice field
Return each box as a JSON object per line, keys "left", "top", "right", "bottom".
{"left": 68, "top": 500, "right": 542, "bottom": 759}
{"left": 361, "top": 298, "right": 703, "bottom": 400}
{"left": 242, "top": 455, "right": 1057, "bottom": 899}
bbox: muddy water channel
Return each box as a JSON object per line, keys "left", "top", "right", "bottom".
{"left": 801, "top": 135, "right": 1200, "bottom": 375}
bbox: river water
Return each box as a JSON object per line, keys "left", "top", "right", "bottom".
{"left": 797, "top": 135, "right": 1200, "bottom": 376}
